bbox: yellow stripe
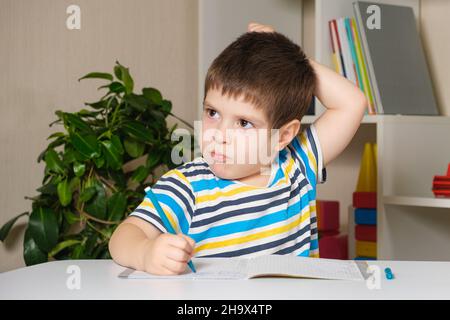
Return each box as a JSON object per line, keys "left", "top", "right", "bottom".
{"left": 140, "top": 199, "right": 179, "bottom": 232}
{"left": 300, "top": 133, "right": 318, "bottom": 172}
{"left": 171, "top": 169, "right": 190, "bottom": 185}
{"left": 196, "top": 185, "right": 259, "bottom": 204}
{"left": 275, "top": 158, "right": 295, "bottom": 186}
{"left": 194, "top": 210, "right": 311, "bottom": 254}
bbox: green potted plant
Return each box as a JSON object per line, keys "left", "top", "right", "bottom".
{"left": 0, "top": 61, "right": 193, "bottom": 265}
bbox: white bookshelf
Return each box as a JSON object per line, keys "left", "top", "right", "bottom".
{"left": 383, "top": 196, "right": 450, "bottom": 209}
{"left": 304, "top": 0, "right": 450, "bottom": 261}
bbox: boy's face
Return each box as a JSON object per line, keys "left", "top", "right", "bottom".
{"left": 201, "top": 87, "right": 278, "bottom": 180}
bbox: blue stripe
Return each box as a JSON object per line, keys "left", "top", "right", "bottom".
{"left": 130, "top": 209, "right": 166, "bottom": 233}
{"left": 293, "top": 135, "right": 317, "bottom": 192}
{"left": 153, "top": 184, "right": 194, "bottom": 220}
{"left": 298, "top": 249, "right": 310, "bottom": 257}
{"left": 179, "top": 161, "right": 209, "bottom": 171}
{"left": 194, "top": 185, "right": 291, "bottom": 216}
{"left": 201, "top": 223, "right": 311, "bottom": 257}
{"left": 144, "top": 193, "right": 190, "bottom": 234}
{"left": 191, "top": 178, "right": 235, "bottom": 193}
{"left": 306, "top": 126, "right": 319, "bottom": 161}
{"left": 157, "top": 176, "right": 195, "bottom": 206}
{"left": 191, "top": 195, "right": 290, "bottom": 228}
{"left": 189, "top": 189, "right": 315, "bottom": 242}
{"left": 274, "top": 234, "right": 311, "bottom": 255}
{"left": 310, "top": 237, "right": 319, "bottom": 250}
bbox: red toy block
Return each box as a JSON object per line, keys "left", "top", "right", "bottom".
{"left": 352, "top": 192, "right": 377, "bottom": 209}
{"left": 316, "top": 200, "right": 340, "bottom": 232}
{"left": 318, "top": 230, "right": 340, "bottom": 239}
{"left": 355, "top": 225, "right": 377, "bottom": 242}
{"left": 432, "top": 163, "right": 450, "bottom": 198}
{"left": 318, "top": 234, "right": 348, "bottom": 260}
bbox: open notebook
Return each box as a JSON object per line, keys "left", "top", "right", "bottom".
{"left": 118, "top": 255, "right": 370, "bottom": 281}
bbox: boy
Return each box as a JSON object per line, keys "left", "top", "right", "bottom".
{"left": 109, "top": 23, "right": 367, "bottom": 275}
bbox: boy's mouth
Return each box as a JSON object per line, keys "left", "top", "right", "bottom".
{"left": 210, "top": 151, "right": 228, "bottom": 163}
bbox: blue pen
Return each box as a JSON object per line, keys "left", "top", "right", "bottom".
{"left": 384, "top": 267, "right": 394, "bottom": 280}
{"left": 145, "top": 187, "right": 197, "bottom": 273}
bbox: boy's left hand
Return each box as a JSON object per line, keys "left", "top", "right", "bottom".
{"left": 247, "top": 22, "right": 274, "bottom": 33}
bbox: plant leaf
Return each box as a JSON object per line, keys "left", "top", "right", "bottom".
{"left": 85, "top": 100, "right": 107, "bottom": 110}
{"left": 131, "top": 165, "right": 150, "bottom": 183}
{"left": 65, "top": 113, "right": 95, "bottom": 134}
{"left": 93, "top": 155, "right": 105, "bottom": 168}
{"left": 36, "top": 182, "right": 57, "bottom": 195}
{"left": 70, "top": 133, "right": 101, "bottom": 158}
{"left": 23, "top": 227, "right": 47, "bottom": 266}
{"left": 146, "top": 151, "right": 162, "bottom": 169}
{"left": 57, "top": 179, "right": 72, "bottom": 206}
{"left": 84, "top": 181, "right": 107, "bottom": 220}
{"left": 79, "top": 186, "right": 97, "bottom": 203}
{"left": 124, "top": 138, "right": 145, "bottom": 158}
{"left": 63, "top": 210, "right": 80, "bottom": 224}
{"left": 73, "top": 162, "right": 86, "bottom": 177}
{"left": 78, "top": 72, "right": 113, "bottom": 82}
{"left": 115, "top": 62, "right": 134, "bottom": 94}
{"left": 107, "top": 192, "right": 127, "bottom": 221}
{"left": 0, "top": 212, "right": 28, "bottom": 241}
{"left": 161, "top": 99, "right": 172, "bottom": 113}
{"left": 47, "top": 132, "right": 65, "bottom": 140}
{"left": 44, "top": 149, "right": 66, "bottom": 174}
{"left": 28, "top": 207, "right": 59, "bottom": 252}
{"left": 101, "top": 140, "right": 123, "bottom": 171}
{"left": 142, "top": 87, "right": 162, "bottom": 105}
{"left": 111, "top": 135, "right": 124, "bottom": 155}
{"left": 122, "top": 121, "right": 154, "bottom": 143}
{"left": 48, "top": 239, "right": 82, "bottom": 258}
{"left": 123, "top": 94, "right": 148, "bottom": 112}
{"left": 100, "top": 81, "right": 125, "bottom": 94}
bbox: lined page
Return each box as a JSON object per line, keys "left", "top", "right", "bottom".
{"left": 118, "top": 258, "right": 249, "bottom": 280}
{"left": 247, "top": 255, "right": 366, "bottom": 281}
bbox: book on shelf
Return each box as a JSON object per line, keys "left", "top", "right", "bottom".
{"left": 327, "top": 1, "right": 439, "bottom": 116}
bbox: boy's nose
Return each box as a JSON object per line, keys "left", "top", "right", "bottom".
{"left": 213, "top": 124, "right": 232, "bottom": 145}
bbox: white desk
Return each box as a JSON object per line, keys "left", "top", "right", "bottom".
{"left": 1, "top": 259, "right": 449, "bottom": 299}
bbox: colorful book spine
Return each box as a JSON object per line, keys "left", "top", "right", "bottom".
{"left": 350, "top": 18, "right": 376, "bottom": 114}
{"left": 337, "top": 18, "right": 357, "bottom": 85}
{"left": 328, "top": 17, "right": 378, "bottom": 115}
{"left": 345, "top": 18, "right": 364, "bottom": 91}
{"left": 328, "top": 20, "right": 345, "bottom": 77}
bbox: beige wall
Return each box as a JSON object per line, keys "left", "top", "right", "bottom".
{"left": 0, "top": 0, "right": 198, "bottom": 272}
{"left": 420, "top": 0, "right": 450, "bottom": 116}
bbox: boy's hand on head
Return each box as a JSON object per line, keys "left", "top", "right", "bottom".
{"left": 141, "top": 233, "right": 195, "bottom": 275}
{"left": 247, "top": 22, "right": 275, "bottom": 33}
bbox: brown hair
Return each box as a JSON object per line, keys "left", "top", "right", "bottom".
{"left": 204, "top": 31, "right": 316, "bottom": 129}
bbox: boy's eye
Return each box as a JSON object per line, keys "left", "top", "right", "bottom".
{"left": 239, "top": 119, "right": 254, "bottom": 129}
{"left": 206, "top": 108, "right": 219, "bottom": 119}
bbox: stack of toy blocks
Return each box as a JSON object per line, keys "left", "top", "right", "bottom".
{"left": 317, "top": 200, "right": 348, "bottom": 260}
{"left": 352, "top": 143, "right": 377, "bottom": 260}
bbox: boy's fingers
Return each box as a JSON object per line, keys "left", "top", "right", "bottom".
{"left": 248, "top": 22, "right": 274, "bottom": 33}
{"left": 167, "top": 248, "right": 190, "bottom": 263}
{"left": 164, "top": 258, "right": 187, "bottom": 274}
{"left": 168, "top": 234, "right": 194, "bottom": 253}
{"left": 179, "top": 234, "right": 196, "bottom": 250}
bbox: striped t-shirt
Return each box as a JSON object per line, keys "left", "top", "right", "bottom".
{"left": 129, "top": 124, "right": 326, "bottom": 258}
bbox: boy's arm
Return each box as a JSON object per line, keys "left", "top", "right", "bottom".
{"left": 109, "top": 216, "right": 161, "bottom": 270}
{"left": 309, "top": 59, "right": 367, "bottom": 167}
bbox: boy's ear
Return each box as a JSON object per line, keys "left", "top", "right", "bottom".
{"left": 276, "top": 119, "right": 301, "bottom": 151}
